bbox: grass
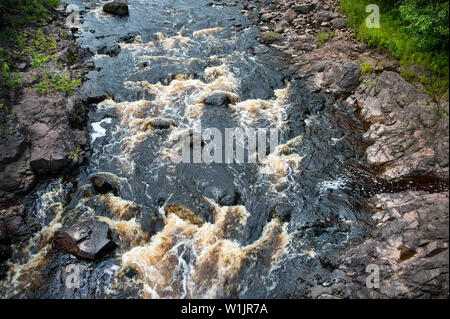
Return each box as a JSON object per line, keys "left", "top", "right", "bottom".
{"left": 317, "top": 30, "right": 338, "bottom": 46}
{"left": 340, "top": 0, "right": 449, "bottom": 97}
{"left": 361, "top": 60, "right": 375, "bottom": 75}
{"left": 260, "top": 30, "right": 281, "bottom": 43}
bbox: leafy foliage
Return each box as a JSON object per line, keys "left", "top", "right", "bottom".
{"left": 340, "top": 0, "right": 449, "bottom": 96}
{"left": 34, "top": 71, "right": 82, "bottom": 94}
{"left": 399, "top": 0, "right": 449, "bottom": 51}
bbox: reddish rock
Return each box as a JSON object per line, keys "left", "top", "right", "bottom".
{"left": 1, "top": 205, "right": 31, "bottom": 238}
{"left": 53, "top": 220, "right": 117, "bottom": 261}
{"left": 282, "top": 9, "right": 297, "bottom": 23}
{"left": 90, "top": 176, "right": 117, "bottom": 194}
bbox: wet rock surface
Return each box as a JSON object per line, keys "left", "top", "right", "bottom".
{"left": 53, "top": 219, "right": 117, "bottom": 261}
{"left": 204, "top": 93, "right": 230, "bottom": 106}
{"left": 91, "top": 176, "right": 118, "bottom": 195}
{"left": 103, "top": 1, "right": 130, "bottom": 17}
{"left": 0, "top": 205, "right": 34, "bottom": 240}
{"left": 97, "top": 44, "right": 121, "bottom": 57}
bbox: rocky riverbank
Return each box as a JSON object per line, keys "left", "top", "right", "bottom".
{"left": 243, "top": 0, "right": 449, "bottom": 298}
{"left": 0, "top": 4, "right": 95, "bottom": 278}
{"left": 0, "top": 7, "right": 93, "bottom": 204}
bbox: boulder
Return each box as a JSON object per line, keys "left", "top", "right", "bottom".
{"left": 294, "top": 4, "right": 316, "bottom": 14}
{"left": 1, "top": 205, "right": 31, "bottom": 239}
{"left": 299, "top": 60, "right": 362, "bottom": 94}
{"left": 53, "top": 220, "right": 117, "bottom": 260}
{"left": 147, "top": 118, "right": 172, "bottom": 130}
{"left": 90, "top": 176, "right": 117, "bottom": 194}
{"left": 103, "top": 1, "right": 129, "bottom": 17}
{"left": 332, "top": 17, "right": 347, "bottom": 29}
{"left": 260, "top": 12, "right": 277, "bottom": 22}
{"left": 204, "top": 93, "right": 230, "bottom": 106}
{"left": 97, "top": 44, "right": 121, "bottom": 57}
{"left": 119, "top": 32, "right": 139, "bottom": 43}
{"left": 29, "top": 124, "right": 79, "bottom": 175}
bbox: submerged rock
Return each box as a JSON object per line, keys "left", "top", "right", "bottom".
{"left": 53, "top": 220, "right": 117, "bottom": 260}
{"left": 97, "top": 44, "right": 121, "bottom": 57}
{"left": 91, "top": 176, "right": 118, "bottom": 194}
{"left": 103, "top": 1, "right": 129, "bottom": 17}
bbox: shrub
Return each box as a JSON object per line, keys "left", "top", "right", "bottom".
{"left": 399, "top": 0, "right": 449, "bottom": 51}
{"left": 340, "top": 0, "right": 449, "bottom": 96}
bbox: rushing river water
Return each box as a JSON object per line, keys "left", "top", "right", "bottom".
{"left": 1, "top": 0, "right": 379, "bottom": 298}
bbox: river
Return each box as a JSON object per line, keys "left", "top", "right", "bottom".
{"left": 1, "top": 0, "right": 377, "bottom": 298}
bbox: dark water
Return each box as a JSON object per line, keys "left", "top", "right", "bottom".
{"left": 1, "top": 0, "right": 378, "bottom": 298}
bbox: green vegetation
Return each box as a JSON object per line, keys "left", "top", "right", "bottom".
{"left": 0, "top": 0, "right": 60, "bottom": 29}
{"left": 340, "top": 0, "right": 449, "bottom": 96}
{"left": 0, "top": 1, "right": 81, "bottom": 96}
{"left": 260, "top": 30, "right": 281, "bottom": 42}
{"left": 361, "top": 60, "right": 375, "bottom": 74}
{"left": 317, "top": 30, "right": 338, "bottom": 46}
{"left": 0, "top": 54, "right": 22, "bottom": 88}
{"left": 34, "top": 71, "right": 82, "bottom": 95}
{"left": 71, "top": 145, "right": 81, "bottom": 159}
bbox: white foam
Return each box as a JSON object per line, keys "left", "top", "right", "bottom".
{"left": 91, "top": 118, "right": 112, "bottom": 143}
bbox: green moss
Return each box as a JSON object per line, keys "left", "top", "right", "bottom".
{"left": 0, "top": 58, "right": 22, "bottom": 88}
{"left": 1, "top": 27, "right": 80, "bottom": 95}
